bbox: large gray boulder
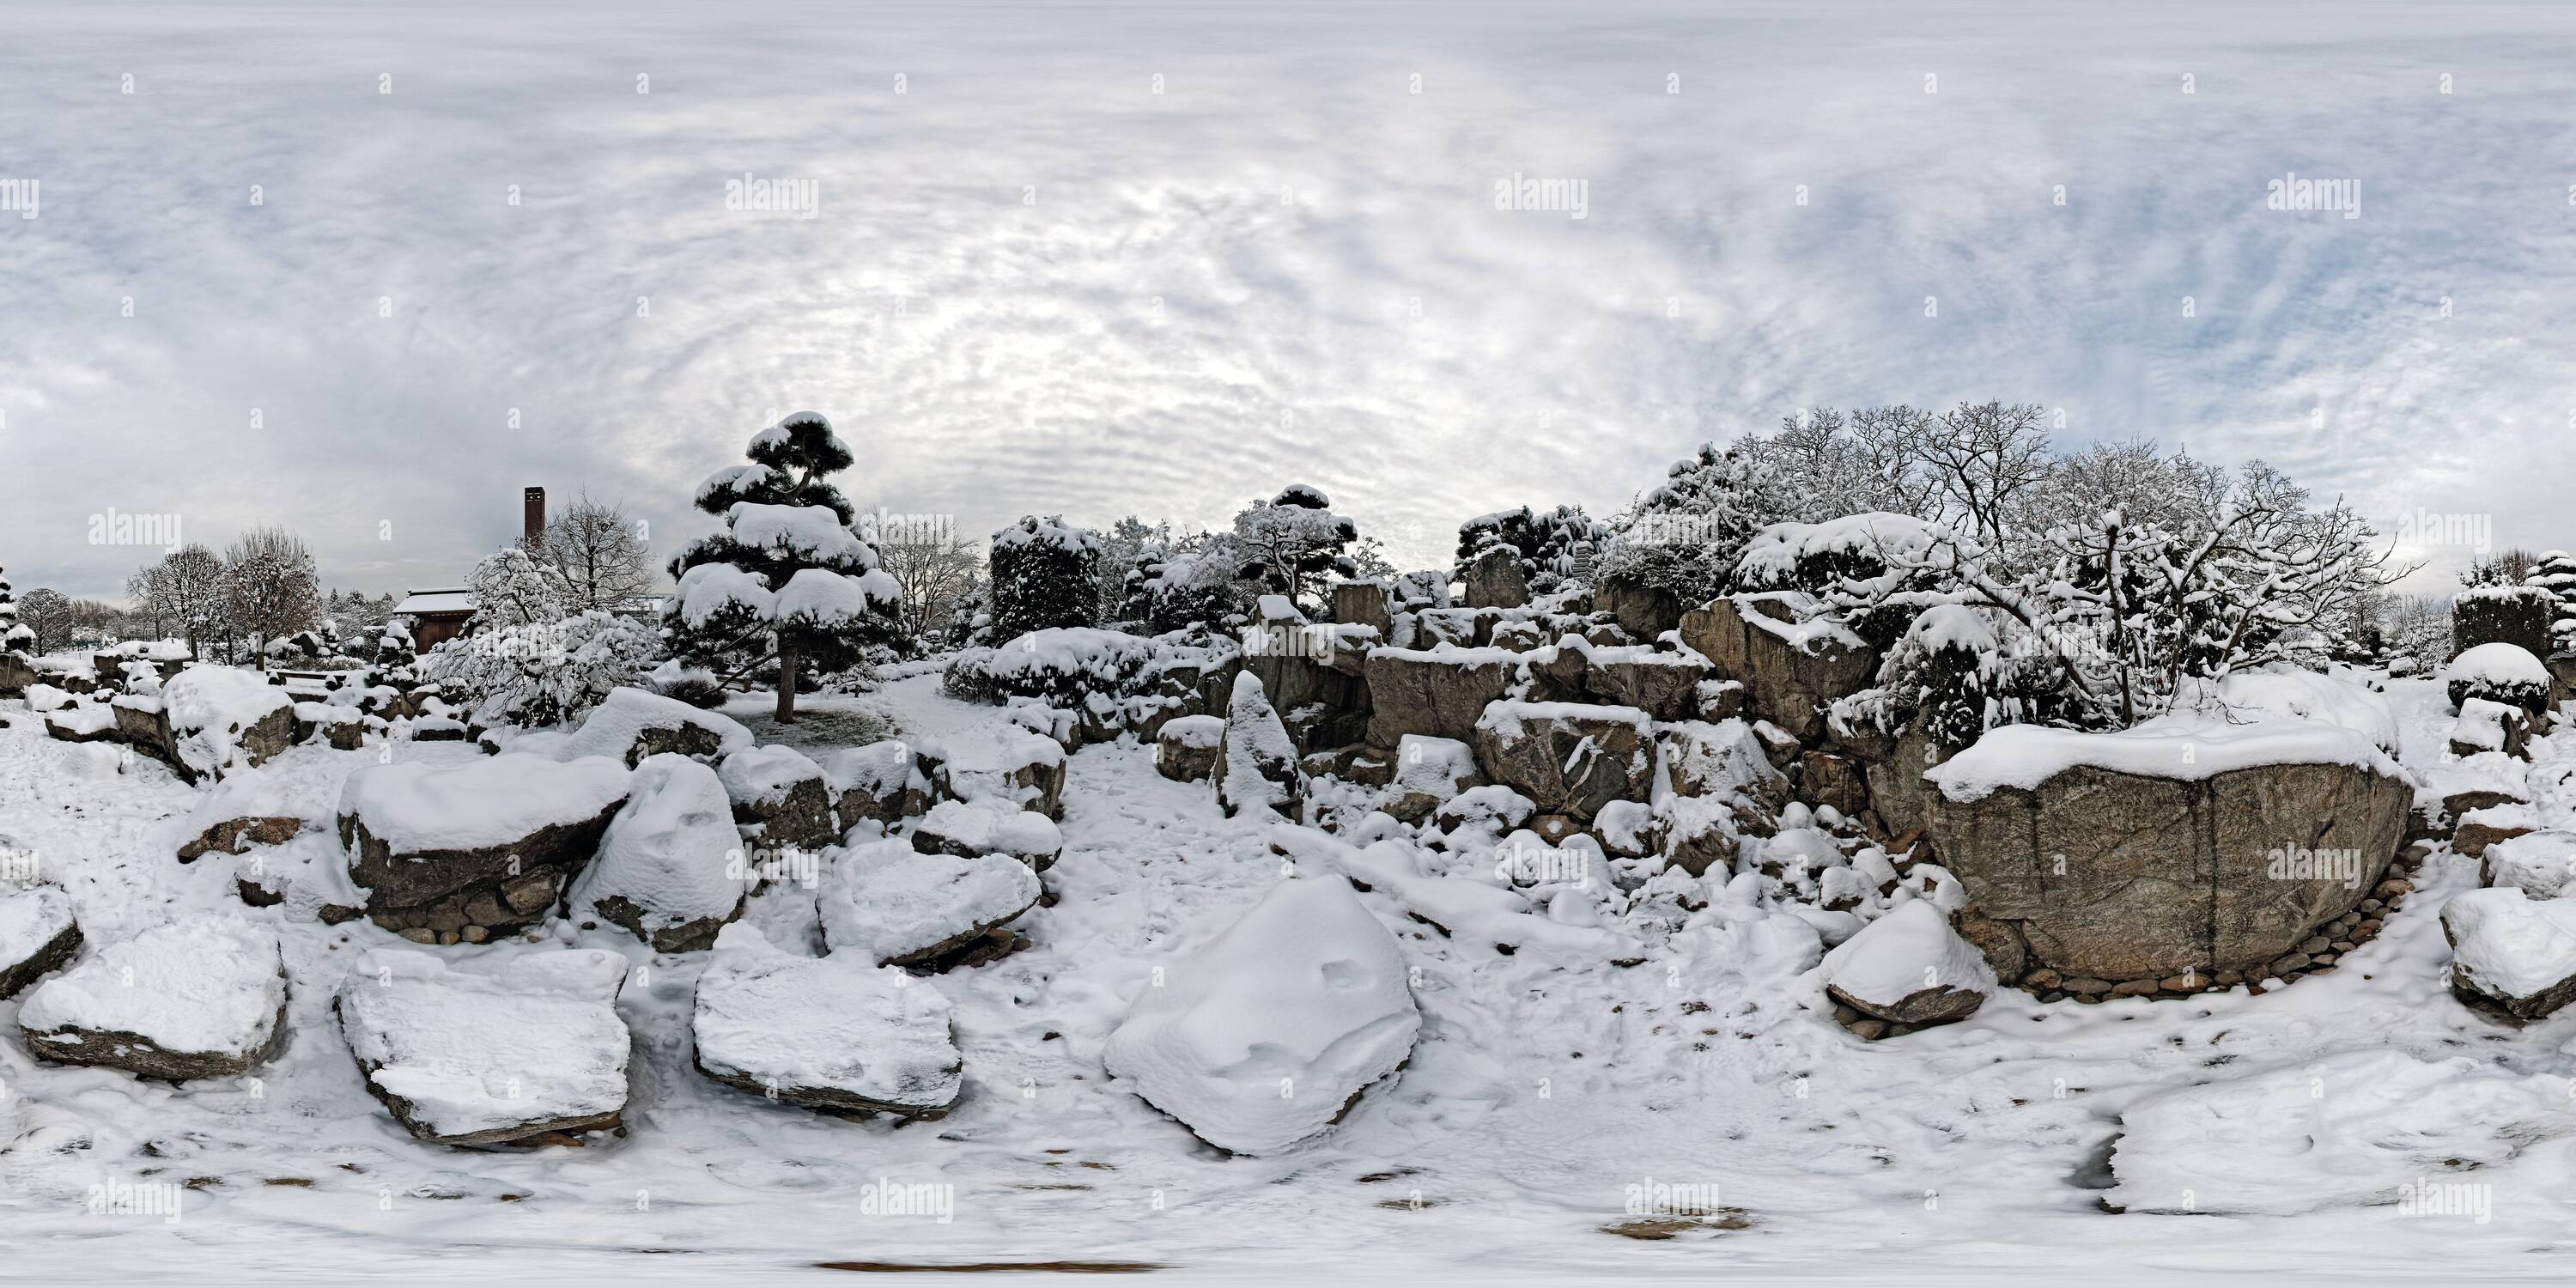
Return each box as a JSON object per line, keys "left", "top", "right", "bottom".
{"left": 1156, "top": 714, "right": 1225, "bottom": 782}
{"left": 1471, "top": 701, "right": 1652, "bottom": 821}
{"left": 338, "top": 753, "right": 632, "bottom": 943}
{"left": 1462, "top": 547, "right": 1530, "bottom": 609}
{"left": 1363, "top": 647, "right": 1515, "bottom": 746}
{"left": 567, "top": 754, "right": 747, "bottom": 953}
{"left": 1596, "top": 574, "right": 1686, "bottom": 642}
{"left": 819, "top": 741, "right": 932, "bottom": 828}
{"left": 716, "top": 744, "right": 840, "bottom": 849}
{"left": 1678, "top": 593, "right": 1878, "bottom": 744}
{"left": 1923, "top": 722, "right": 2410, "bottom": 983}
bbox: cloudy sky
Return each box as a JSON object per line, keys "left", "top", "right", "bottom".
{"left": 3, "top": 0, "right": 2572, "bottom": 602}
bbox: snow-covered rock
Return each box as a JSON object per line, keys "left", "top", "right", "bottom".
{"left": 920, "top": 725, "right": 1067, "bottom": 819}
{"left": 1155, "top": 714, "right": 1224, "bottom": 783}
{"left": 2442, "top": 885, "right": 2576, "bottom": 1020}
{"left": 1216, "top": 671, "right": 1302, "bottom": 819}
{"left": 2445, "top": 642, "right": 2554, "bottom": 717}
{"left": 819, "top": 740, "right": 932, "bottom": 828}
{"left": 337, "top": 752, "right": 632, "bottom": 940}
{"left": 1472, "top": 700, "right": 1652, "bottom": 821}
{"left": 1819, "top": 900, "right": 1995, "bottom": 1027}
{"left": 0, "top": 886, "right": 81, "bottom": 999}
{"left": 2482, "top": 830, "right": 2576, "bottom": 898}
{"left": 560, "top": 686, "right": 753, "bottom": 769}
{"left": 716, "top": 744, "right": 838, "bottom": 848}
{"left": 567, "top": 754, "right": 746, "bottom": 952}
{"left": 690, "top": 924, "right": 961, "bottom": 1116}
{"left": 2106, "top": 1049, "right": 2571, "bottom": 1215}
{"left": 910, "top": 798, "right": 1064, "bottom": 871}
{"left": 2449, "top": 697, "right": 2531, "bottom": 760}
{"left": 1103, "top": 878, "right": 1419, "bottom": 1155}
{"left": 817, "top": 838, "right": 1042, "bottom": 968}
{"left": 337, "top": 948, "right": 633, "bottom": 1146}
{"left": 20, "top": 918, "right": 286, "bottom": 1080}
{"left": 174, "top": 764, "right": 306, "bottom": 861}
{"left": 1381, "top": 734, "right": 1480, "bottom": 824}
{"left": 159, "top": 665, "right": 298, "bottom": 781}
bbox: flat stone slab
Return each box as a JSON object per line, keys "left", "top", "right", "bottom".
{"left": 337, "top": 948, "right": 633, "bottom": 1147}
{"left": 819, "top": 838, "right": 1040, "bottom": 969}
{"left": 20, "top": 917, "right": 286, "bottom": 1080}
{"left": 691, "top": 923, "right": 962, "bottom": 1116}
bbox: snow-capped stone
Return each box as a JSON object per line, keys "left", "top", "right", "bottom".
{"left": 1155, "top": 714, "right": 1224, "bottom": 783}
{"left": 817, "top": 838, "right": 1042, "bottom": 968}
{"left": 1381, "top": 734, "right": 1480, "bottom": 824}
{"left": 921, "top": 725, "right": 1067, "bottom": 818}
{"left": 2448, "top": 697, "right": 2531, "bottom": 760}
{"left": 690, "top": 923, "right": 962, "bottom": 1116}
{"left": 1472, "top": 701, "right": 1653, "bottom": 821}
{"left": 1216, "top": 671, "right": 1302, "bottom": 819}
{"left": 819, "top": 741, "right": 931, "bottom": 826}
{"left": 20, "top": 918, "right": 286, "bottom": 1080}
{"left": 568, "top": 754, "right": 746, "bottom": 952}
{"left": 337, "top": 949, "right": 632, "bottom": 1146}
{"left": 2443, "top": 885, "right": 2576, "bottom": 1020}
{"left": 0, "top": 887, "right": 81, "bottom": 999}
{"left": 1103, "top": 878, "right": 1419, "bottom": 1155}
{"left": 560, "top": 686, "right": 754, "bottom": 769}
{"left": 159, "top": 665, "right": 298, "bottom": 781}
{"left": 338, "top": 753, "right": 632, "bottom": 938}
{"left": 2445, "top": 642, "right": 2554, "bottom": 717}
{"left": 910, "top": 798, "right": 1064, "bottom": 871}
{"left": 174, "top": 763, "right": 305, "bottom": 862}
{"left": 2482, "top": 830, "right": 2576, "bottom": 898}
{"left": 716, "top": 744, "right": 838, "bottom": 848}
{"left": 1820, "top": 900, "right": 1995, "bottom": 1026}
{"left": 2105, "top": 1049, "right": 2569, "bottom": 1216}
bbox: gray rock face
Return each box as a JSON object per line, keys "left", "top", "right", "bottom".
{"left": 1678, "top": 594, "right": 1879, "bottom": 744}
{"left": 820, "top": 742, "right": 932, "bottom": 828}
{"left": 1596, "top": 574, "right": 1686, "bottom": 643}
{"left": 1463, "top": 548, "right": 1530, "bottom": 609}
{"left": 1363, "top": 648, "right": 1515, "bottom": 746}
{"left": 1471, "top": 702, "right": 1652, "bottom": 821}
{"left": 1860, "top": 721, "right": 1941, "bottom": 840}
{"left": 1242, "top": 646, "right": 1371, "bottom": 754}
{"left": 1331, "top": 580, "right": 1394, "bottom": 637}
{"left": 338, "top": 755, "right": 632, "bottom": 941}
{"left": 1927, "top": 759, "right": 2410, "bottom": 981}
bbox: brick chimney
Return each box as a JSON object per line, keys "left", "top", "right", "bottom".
{"left": 523, "top": 486, "right": 545, "bottom": 548}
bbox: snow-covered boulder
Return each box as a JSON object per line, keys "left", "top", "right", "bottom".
{"left": 716, "top": 744, "right": 838, "bottom": 849}
{"left": 1381, "top": 734, "right": 1481, "bottom": 824}
{"left": 2455, "top": 801, "right": 2539, "bottom": 860}
{"left": 1472, "top": 701, "right": 1652, "bottom": 821}
{"left": 1362, "top": 647, "right": 1516, "bottom": 746}
{"left": 1820, "top": 900, "right": 1995, "bottom": 1028}
{"left": 1678, "top": 592, "right": 1878, "bottom": 744}
{"left": 817, "top": 838, "right": 1042, "bottom": 969}
{"left": 2449, "top": 697, "right": 2531, "bottom": 760}
{"left": 567, "top": 754, "right": 746, "bottom": 952}
{"left": 690, "top": 924, "right": 962, "bottom": 1116}
{"left": 2106, "top": 1048, "right": 2570, "bottom": 1216}
{"left": 1103, "top": 878, "right": 1419, "bottom": 1155}
{"left": 2446, "top": 642, "right": 2553, "bottom": 719}
{"left": 1155, "top": 714, "right": 1224, "bottom": 783}
{"left": 337, "top": 949, "right": 633, "bottom": 1146}
{"left": 910, "top": 798, "right": 1064, "bottom": 871}
{"left": 0, "top": 886, "right": 81, "bottom": 999}
{"left": 1216, "top": 672, "right": 1303, "bottom": 820}
{"left": 20, "top": 919, "right": 286, "bottom": 1079}
{"left": 560, "top": 686, "right": 753, "bottom": 769}
{"left": 173, "top": 764, "right": 306, "bottom": 862}
{"left": 2482, "top": 830, "right": 2576, "bottom": 898}
{"left": 920, "top": 725, "right": 1067, "bottom": 819}
{"left": 2442, "top": 885, "right": 2576, "bottom": 1020}
{"left": 818, "top": 740, "right": 930, "bottom": 827}
{"left": 338, "top": 752, "right": 632, "bottom": 942}
{"left": 157, "top": 665, "right": 298, "bottom": 782}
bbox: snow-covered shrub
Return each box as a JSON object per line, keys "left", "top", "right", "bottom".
{"left": 1232, "top": 485, "right": 1358, "bottom": 611}
{"left": 2445, "top": 642, "right": 2552, "bottom": 715}
{"left": 988, "top": 515, "right": 1103, "bottom": 640}
{"left": 2452, "top": 584, "right": 2557, "bottom": 663}
{"left": 1390, "top": 568, "right": 1451, "bottom": 611}
{"left": 943, "top": 627, "right": 1158, "bottom": 707}
{"left": 467, "top": 547, "right": 563, "bottom": 630}
{"left": 1455, "top": 504, "right": 1613, "bottom": 598}
{"left": 418, "top": 610, "right": 665, "bottom": 729}
{"left": 1124, "top": 538, "right": 1248, "bottom": 635}
{"left": 648, "top": 669, "right": 728, "bottom": 710}
{"left": 1595, "top": 444, "right": 1786, "bottom": 605}
{"left": 0, "top": 562, "right": 28, "bottom": 653}
{"left": 664, "top": 411, "right": 908, "bottom": 721}
{"left": 2531, "top": 550, "right": 2576, "bottom": 655}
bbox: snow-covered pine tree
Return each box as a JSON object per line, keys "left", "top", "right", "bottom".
{"left": 988, "top": 515, "right": 1103, "bottom": 640}
{"left": 665, "top": 411, "right": 906, "bottom": 723}
{"left": 0, "top": 565, "right": 28, "bottom": 654}
{"left": 2529, "top": 550, "right": 2576, "bottom": 656}
{"left": 1455, "top": 504, "right": 1615, "bottom": 597}
{"left": 1594, "top": 445, "right": 1785, "bottom": 605}
{"left": 1232, "top": 485, "right": 1357, "bottom": 612}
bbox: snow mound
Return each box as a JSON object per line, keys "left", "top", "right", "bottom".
{"left": 1160, "top": 714, "right": 1224, "bottom": 750}
{"left": 567, "top": 754, "right": 746, "bottom": 951}
{"left": 2106, "top": 1049, "right": 2572, "bottom": 1216}
{"left": 2448, "top": 642, "right": 2550, "bottom": 687}
{"left": 691, "top": 923, "right": 962, "bottom": 1115}
{"left": 2218, "top": 666, "right": 2400, "bottom": 756}
{"left": 0, "top": 886, "right": 80, "bottom": 998}
{"left": 911, "top": 798, "right": 1064, "bottom": 869}
{"left": 2443, "top": 885, "right": 2576, "bottom": 1013}
{"left": 1819, "top": 899, "right": 1994, "bottom": 1024}
{"left": 337, "top": 752, "right": 632, "bottom": 854}
{"left": 817, "top": 838, "right": 1041, "bottom": 966}
{"left": 719, "top": 744, "right": 827, "bottom": 808}
{"left": 559, "top": 687, "right": 753, "bottom": 767}
{"left": 20, "top": 918, "right": 285, "bottom": 1078}
{"left": 337, "top": 948, "right": 632, "bottom": 1145}
{"left": 1927, "top": 708, "right": 2403, "bottom": 804}
{"left": 2482, "top": 830, "right": 2576, "bottom": 899}
{"left": 1103, "top": 878, "right": 1419, "bottom": 1155}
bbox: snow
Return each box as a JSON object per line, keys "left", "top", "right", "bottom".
{"left": 990, "top": 514, "right": 1102, "bottom": 552}
{"left": 0, "top": 885, "right": 76, "bottom": 979}
{"left": 2480, "top": 830, "right": 2576, "bottom": 897}
{"left": 2107, "top": 1048, "right": 2573, "bottom": 1217}
{"left": 717, "top": 743, "right": 824, "bottom": 807}
{"left": 2447, "top": 641, "right": 2551, "bottom": 687}
{"left": 691, "top": 462, "right": 773, "bottom": 507}
{"left": 337, "top": 752, "right": 632, "bottom": 854}
{"left": 913, "top": 798, "right": 1063, "bottom": 864}
{"left": 559, "top": 686, "right": 754, "bottom": 764}
{"left": 921, "top": 723, "right": 1063, "bottom": 808}
{"left": 1102, "top": 877, "right": 1419, "bottom": 1155}
{"left": 816, "top": 739, "right": 918, "bottom": 796}
{"left": 726, "top": 502, "right": 872, "bottom": 564}
{"left": 1393, "top": 733, "right": 1478, "bottom": 797}
{"left": 19, "top": 917, "right": 283, "bottom": 1060}
{"left": 567, "top": 754, "right": 746, "bottom": 941}
{"left": 336, "top": 948, "right": 632, "bottom": 1143}
{"left": 43, "top": 705, "right": 116, "bottom": 736}
{"left": 1817, "top": 898, "right": 1994, "bottom": 1011}
{"left": 2451, "top": 697, "right": 2520, "bottom": 752}
{"left": 1159, "top": 713, "right": 1224, "bottom": 750}
{"left": 160, "top": 663, "right": 292, "bottom": 738}
{"left": 671, "top": 561, "right": 775, "bottom": 628}
{"left": 25, "top": 683, "right": 71, "bottom": 712}
{"left": 1927, "top": 708, "right": 2405, "bottom": 803}
{"left": 2217, "top": 665, "right": 2400, "bottom": 755}
{"left": 2443, "top": 884, "right": 2576, "bottom": 1001}
{"left": 690, "top": 922, "right": 961, "bottom": 1113}
{"left": 1219, "top": 671, "right": 1300, "bottom": 818}
{"left": 773, "top": 567, "right": 880, "bottom": 626}
{"left": 1473, "top": 698, "right": 1650, "bottom": 742}
{"left": 816, "top": 837, "right": 1040, "bottom": 964}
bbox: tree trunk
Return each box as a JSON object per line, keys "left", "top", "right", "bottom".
{"left": 775, "top": 639, "right": 799, "bottom": 724}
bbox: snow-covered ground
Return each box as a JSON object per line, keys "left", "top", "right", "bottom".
{"left": 0, "top": 671, "right": 2570, "bottom": 1285}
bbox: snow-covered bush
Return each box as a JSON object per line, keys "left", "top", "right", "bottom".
{"left": 1123, "top": 538, "right": 1247, "bottom": 635}
{"left": 988, "top": 515, "right": 1103, "bottom": 640}
{"left": 664, "top": 411, "right": 908, "bottom": 722}
{"left": 417, "top": 610, "right": 664, "bottom": 728}
{"left": 0, "top": 563, "right": 30, "bottom": 654}
{"left": 1455, "top": 505, "right": 1613, "bottom": 598}
{"left": 1595, "top": 445, "right": 1786, "bottom": 605}
{"left": 1231, "top": 485, "right": 1358, "bottom": 611}
{"left": 2445, "top": 642, "right": 2552, "bottom": 715}
{"left": 2532, "top": 550, "right": 2576, "bottom": 656}
{"left": 2452, "top": 584, "right": 2557, "bottom": 663}
{"left": 943, "top": 627, "right": 1159, "bottom": 706}
{"left": 467, "top": 547, "right": 563, "bottom": 630}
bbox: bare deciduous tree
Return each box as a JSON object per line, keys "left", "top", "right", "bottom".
{"left": 532, "top": 494, "right": 655, "bottom": 612}
{"left": 131, "top": 544, "right": 230, "bottom": 657}
{"left": 222, "top": 526, "right": 321, "bottom": 670}
{"left": 871, "top": 521, "right": 985, "bottom": 641}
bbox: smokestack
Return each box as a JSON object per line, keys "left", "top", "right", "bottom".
{"left": 523, "top": 486, "right": 545, "bottom": 548}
